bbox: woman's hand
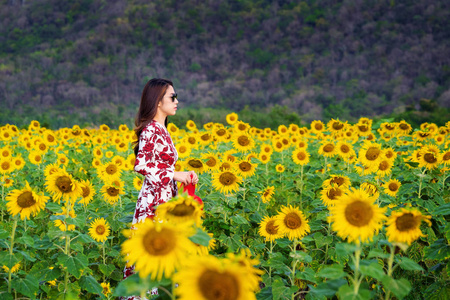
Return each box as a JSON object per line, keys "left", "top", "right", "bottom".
{"left": 174, "top": 171, "right": 198, "bottom": 185}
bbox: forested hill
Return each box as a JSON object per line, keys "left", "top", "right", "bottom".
{"left": 1, "top": 0, "right": 449, "bottom": 128}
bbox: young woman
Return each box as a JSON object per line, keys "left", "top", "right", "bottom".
{"left": 123, "top": 78, "right": 198, "bottom": 297}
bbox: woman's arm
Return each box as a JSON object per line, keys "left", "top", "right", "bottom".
{"left": 173, "top": 171, "right": 198, "bottom": 185}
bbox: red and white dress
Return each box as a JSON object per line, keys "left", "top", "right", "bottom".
{"left": 123, "top": 120, "right": 178, "bottom": 299}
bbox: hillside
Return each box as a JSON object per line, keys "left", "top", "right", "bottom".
{"left": 0, "top": 0, "right": 449, "bottom": 128}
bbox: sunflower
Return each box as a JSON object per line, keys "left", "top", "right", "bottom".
{"left": 176, "top": 142, "right": 192, "bottom": 159}
{"left": 234, "top": 121, "right": 251, "bottom": 133}
{"left": 167, "top": 123, "right": 179, "bottom": 137}
{"left": 2, "top": 263, "right": 21, "bottom": 273}
{"left": 28, "top": 151, "right": 43, "bottom": 165}
{"left": 355, "top": 122, "right": 372, "bottom": 137}
{"left": 440, "top": 150, "right": 450, "bottom": 166}
{"left": 328, "top": 189, "right": 386, "bottom": 243}
{"left": 272, "top": 138, "right": 285, "bottom": 153}
{"left": 358, "top": 141, "right": 384, "bottom": 168}
{"left": 258, "top": 215, "right": 283, "bottom": 242}
{"left": 92, "top": 158, "right": 102, "bottom": 169}
{"left": 121, "top": 219, "right": 196, "bottom": 280}
{"left": 360, "top": 182, "right": 380, "bottom": 200}
{"left": 186, "top": 120, "right": 197, "bottom": 131}
{"left": 45, "top": 169, "right": 82, "bottom": 203}
{"left": 79, "top": 179, "right": 95, "bottom": 205}
{"left": 3, "top": 177, "right": 14, "bottom": 188}
{"left": 396, "top": 120, "right": 412, "bottom": 135}
{"left": 318, "top": 142, "right": 336, "bottom": 157}
{"left": 310, "top": 120, "right": 325, "bottom": 134}
{"left": 327, "top": 119, "right": 347, "bottom": 134}
{"left": 212, "top": 170, "right": 242, "bottom": 194}
{"left": 258, "top": 152, "right": 271, "bottom": 164}
{"left": 386, "top": 208, "right": 431, "bottom": 245}
{"left": 292, "top": 148, "right": 310, "bottom": 166}
{"left": 322, "top": 175, "right": 351, "bottom": 189}
{"left": 155, "top": 195, "right": 203, "bottom": 226}
{"left": 233, "top": 133, "right": 255, "bottom": 152}
{"left": 133, "top": 176, "right": 143, "bottom": 191}
{"left": 418, "top": 146, "right": 441, "bottom": 169}
{"left": 6, "top": 182, "right": 49, "bottom": 220}
{"left": 274, "top": 205, "right": 310, "bottom": 240}
{"left": 185, "top": 158, "right": 206, "bottom": 174}
{"left": 260, "top": 144, "right": 273, "bottom": 155}
{"left": 376, "top": 158, "right": 394, "bottom": 177}
{"left": 383, "top": 147, "right": 397, "bottom": 161}
{"left": 198, "top": 132, "right": 214, "bottom": 146}
{"left": 0, "top": 158, "right": 13, "bottom": 174}
{"left": 383, "top": 179, "right": 401, "bottom": 197}
{"left": 320, "top": 185, "right": 346, "bottom": 207}
{"left": 99, "top": 124, "right": 110, "bottom": 133}
{"left": 29, "top": 120, "right": 40, "bottom": 130}
{"left": 258, "top": 186, "right": 275, "bottom": 203}
{"left": 173, "top": 255, "right": 258, "bottom": 300}
{"left": 212, "top": 125, "right": 229, "bottom": 142}
{"left": 226, "top": 248, "right": 263, "bottom": 291}
{"left": 275, "top": 164, "right": 285, "bottom": 173}
{"left": 88, "top": 218, "right": 111, "bottom": 243}
{"left": 278, "top": 124, "right": 289, "bottom": 135}
{"left": 296, "top": 139, "right": 308, "bottom": 149}
{"left": 1, "top": 147, "right": 12, "bottom": 159}
{"left": 98, "top": 161, "right": 122, "bottom": 181}
{"left": 101, "top": 179, "right": 125, "bottom": 204}
{"left": 57, "top": 153, "right": 69, "bottom": 166}
{"left": 194, "top": 232, "right": 216, "bottom": 256}
{"left": 226, "top": 112, "right": 239, "bottom": 125}
{"left": 53, "top": 207, "right": 77, "bottom": 231}
{"left": 336, "top": 141, "right": 355, "bottom": 160}
{"left": 236, "top": 160, "right": 257, "bottom": 178}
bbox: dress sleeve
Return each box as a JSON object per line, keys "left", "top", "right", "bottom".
{"left": 134, "top": 124, "right": 175, "bottom": 188}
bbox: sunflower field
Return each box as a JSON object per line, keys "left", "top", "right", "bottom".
{"left": 0, "top": 115, "right": 449, "bottom": 300}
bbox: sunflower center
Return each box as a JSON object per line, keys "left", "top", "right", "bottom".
{"left": 106, "top": 164, "right": 118, "bottom": 175}
{"left": 107, "top": 187, "right": 119, "bottom": 196}
{"left": 238, "top": 124, "right": 246, "bottom": 131}
{"left": 82, "top": 186, "right": 90, "bottom": 197}
{"left": 220, "top": 162, "right": 231, "bottom": 170}
{"left": 345, "top": 201, "right": 373, "bottom": 227}
{"left": 378, "top": 160, "right": 389, "bottom": 171}
{"left": 385, "top": 151, "right": 394, "bottom": 159}
{"left": 216, "top": 129, "right": 226, "bottom": 136}
{"left": 17, "top": 191, "right": 36, "bottom": 208}
{"left": 365, "top": 147, "right": 381, "bottom": 161}
{"left": 330, "top": 177, "right": 345, "bottom": 186}
{"left": 198, "top": 270, "right": 239, "bottom": 300}
{"left": 284, "top": 212, "right": 302, "bottom": 229}
{"left": 35, "top": 155, "right": 42, "bottom": 162}
{"left": 39, "top": 143, "right": 46, "bottom": 151}
{"left": 299, "top": 142, "right": 306, "bottom": 148}
{"left": 206, "top": 157, "right": 217, "bottom": 167}
{"left": 168, "top": 203, "right": 195, "bottom": 217}
{"left": 219, "top": 172, "right": 236, "bottom": 186}
{"left": 424, "top": 153, "right": 437, "bottom": 163}
{"left": 237, "top": 136, "right": 250, "bottom": 146}
{"left": 340, "top": 145, "right": 350, "bottom": 153}
{"left": 395, "top": 213, "right": 420, "bottom": 231}
{"left": 239, "top": 162, "right": 251, "bottom": 172}
{"left": 56, "top": 176, "right": 72, "bottom": 193}
{"left": 96, "top": 225, "right": 106, "bottom": 235}
{"left": 201, "top": 133, "right": 211, "bottom": 141}
{"left": 388, "top": 183, "right": 399, "bottom": 192}
{"left": 443, "top": 152, "right": 450, "bottom": 161}
{"left": 314, "top": 123, "right": 323, "bottom": 130}
{"left": 358, "top": 125, "right": 368, "bottom": 132}
{"left": 188, "top": 159, "right": 203, "bottom": 168}
{"left": 143, "top": 228, "right": 176, "bottom": 256}
{"left": 266, "top": 220, "right": 278, "bottom": 234}
{"left": 188, "top": 137, "right": 196, "bottom": 144}
{"left": 385, "top": 124, "right": 395, "bottom": 130}
{"left": 323, "top": 144, "right": 334, "bottom": 152}
{"left": 327, "top": 188, "right": 342, "bottom": 200}
{"left": 332, "top": 122, "right": 344, "bottom": 130}
{"left": 2, "top": 150, "right": 9, "bottom": 157}
{"left": 179, "top": 146, "right": 187, "bottom": 153}
{"left": 399, "top": 124, "right": 409, "bottom": 130}
{"left": 297, "top": 152, "right": 306, "bottom": 160}
{"left": 275, "top": 142, "right": 283, "bottom": 149}
{"left": 282, "top": 139, "right": 289, "bottom": 146}
{"left": 1, "top": 161, "right": 10, "bottom": 171}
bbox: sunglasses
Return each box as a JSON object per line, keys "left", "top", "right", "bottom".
{"left": 170, "top": 93, "right": 178, "bottom": 102}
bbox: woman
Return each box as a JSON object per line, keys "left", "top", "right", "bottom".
{"left": 123, "top": 78, "right": 198, "bottom": 297}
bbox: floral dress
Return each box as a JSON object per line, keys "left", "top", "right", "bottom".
{"left": 122, "top": 120, "right": 178, "bottom": 299}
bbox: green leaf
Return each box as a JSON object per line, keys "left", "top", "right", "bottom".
{"left": 16, "top": 235, "right": 34, "bottom": 247}
{"left": 79, "top": 275, "right": 104, "bottom": 296}
{"left": 231, "top": 214, "right": 249, "bottom": 225}
{"left": 381, "top": 276, "right": 411, "bottom": 299}
{"left": 272, "top": 277, "right": 294, "bottom": 300}
{"left": 17, "top": 250, "right": 36, "bottom": 262}
{"left": 0, "top": 229, "right": 9, "bottom": 239}
{"left": 295, "top": 267, "right": 318, "bottom": 284}
{"left": 338, "top": 284, "right": 371, "bottom": 300}
{"left": 432, "top": 203, "right": 450, "bottom": 216}
{"left": 46, "top": 202, "right": 63, "bottom": 213}
{"left": 360, "top": 263, "right": 385, "bottom": 281}
{"left": 118, "top": 215, "right": 134, "bottom": 223}
{"left": 189, "top": 227, "right": 212, "bottom": 247}
{"left": 290, "top": 251, "right": 312, "bottom": 263}
{"left": 256, "top": 287, "right": 273, "bottom": 300}
{"left": 336, "top": 243, "right": 358, "bottom": 256}
{"left": 309, "top": 278, "right": 347, "bottom": 298}
{"left": 398, "top": 257, "right": 424, "bottom": 271}
{"left": 113, "top": 273, "right": 161, "bottom": 297}
{"left": 368, "top": 248, "right": 390, "bottom": 259}
{"left": 11, "top": 274, "right": 39, "bottom": 298}
{"left": 57, "top": 253, "right": 88, "bottom": 279}
{"left": 99, "top": 264, "right": 115, "bottom": 277}
{"left": 317, "top": 264, "right": 345, "bottom": 280}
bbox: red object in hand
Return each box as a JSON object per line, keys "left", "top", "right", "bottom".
{"left": 180, "top": 174, "right": 203, "bottom": 206}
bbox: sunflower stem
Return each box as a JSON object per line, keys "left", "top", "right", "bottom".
{"left": 268, "top": 240, "right": 274, "bottom": 281}
{"left": 324, "top": 157, "right": 328, "bottom": 174}
{"left": 63, "top": 199, "right": 72, "bottom": 296}
{"left": 7, "top": 217, "right": 18, "bottom": 294}
{"left": 352, "top": 245, "right": 362, "bottom": 296}
{"left": 385, "top": 245, "right": 396, "bottom": 300}
{"left": 1, "top": 175, "right": 5, "bottom": 222}
{"left": 299, "top": 165, "right": 304, "bottom": 210}
{"left": 418, "top": 168, "right": 426, "bottom": 199}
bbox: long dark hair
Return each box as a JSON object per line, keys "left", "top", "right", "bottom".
{"left": 133, "top": 78, "right": 173, "bottom": 156}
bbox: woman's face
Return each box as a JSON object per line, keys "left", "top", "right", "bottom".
{"left": 158, "top": 85, "right": 178, "bottom": 117}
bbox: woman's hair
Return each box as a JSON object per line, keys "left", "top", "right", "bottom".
{"left": 133, "top": 78, "right": 173, "bottom": 156}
